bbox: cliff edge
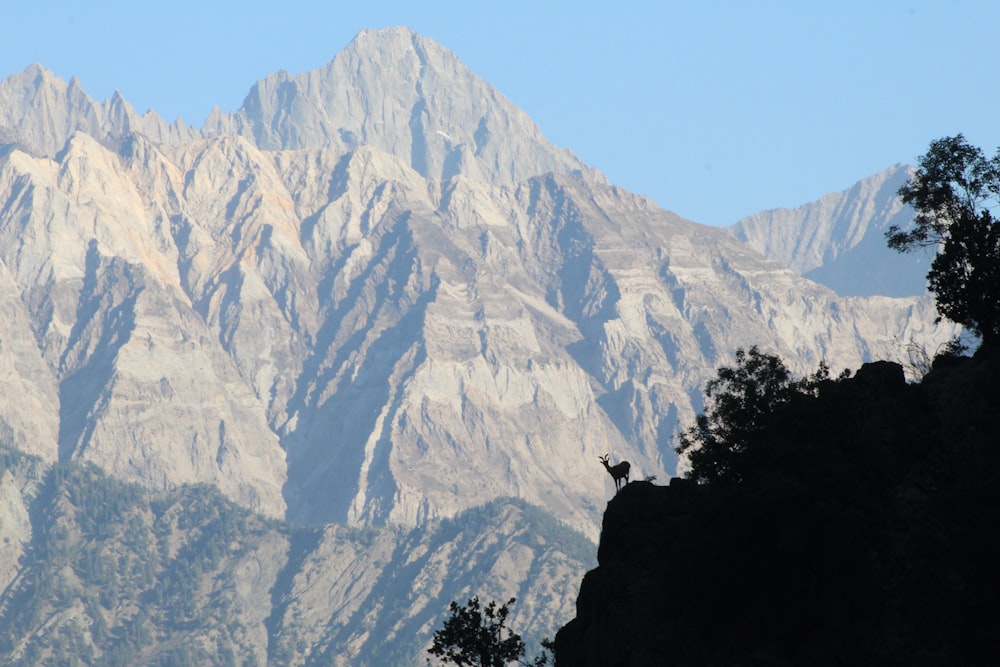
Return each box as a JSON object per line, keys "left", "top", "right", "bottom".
{"left": 556, "top": 348, "right": 1000, "bottom": 666}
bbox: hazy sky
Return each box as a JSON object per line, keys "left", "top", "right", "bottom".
{"left": 3, "top": 1, "right": 998, "bottom": 226}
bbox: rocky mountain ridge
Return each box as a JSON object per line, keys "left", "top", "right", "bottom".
{"left": 1, "top": 28, "right": 594, "bottom": 187}
{"left": 0, "top": 448, "right": 585, "bottom": 665}
{"left": 730, "top": 164, "right": 931, "bottom": 297}
{"left": 1, "top": 27, "right": 956, "bottom": 535}
{"left": 0, "top": 64, "right": 199, "bottom": 158}
{"left": 206, "top": 27, "right": 599, "bottom": 186}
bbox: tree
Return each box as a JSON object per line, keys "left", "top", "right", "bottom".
{"left": 428, "top": 597, "right": 550, "bottom": 667}
{"left": 676, "top": 346, "right": 835, "bottom": 484}
{"left": 887, "top": 134, "right": 1000, "bottom": 347}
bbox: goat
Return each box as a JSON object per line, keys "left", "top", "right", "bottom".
{"left": 599, "top": 453, "right": 631, "bottom": 492}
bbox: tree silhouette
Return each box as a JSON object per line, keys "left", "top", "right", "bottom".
{"left": 676, "top": 346, "right": 837, "bottom": 484}
{"left": 428, "top": 597, "right": 550, "bottom": 667}
{"left": 887, "top": 134, "right": 1000, "bottom": 347}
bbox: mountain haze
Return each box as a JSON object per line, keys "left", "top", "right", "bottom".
{"left": 0, "top": 26, "right": 957, "bottom": 664}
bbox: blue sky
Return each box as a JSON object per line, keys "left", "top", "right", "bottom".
{"left": 3, "top": 1, "right": 998, "bottom": 226}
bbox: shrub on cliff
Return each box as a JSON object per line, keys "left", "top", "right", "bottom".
{"left": 428, "top": 597, "right": 551, "bottom": 667}
{"left": 676, "top": 346, "right": 842, "bottom": 484}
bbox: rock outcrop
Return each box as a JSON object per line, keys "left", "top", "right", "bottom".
{"left": 556, "top": 349, "right": 1000, "bottom": 665}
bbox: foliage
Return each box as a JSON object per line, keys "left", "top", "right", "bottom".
{"left": 887, "top": 134, "right": 1000, "bottom": 345}
{"left": 0, "top": 461, "right": 274, "bottom": 666}
{"left": 0, "top": 456, "right": 582, "bottom": 666}
{"left": 676, "top": 346, "right": 842, "bottom": 484}
{"left": 886, "top": 333, "right": 974, "bottom": 382}
{"left": 428, "top": 597, "right": 551, "bottom": 667}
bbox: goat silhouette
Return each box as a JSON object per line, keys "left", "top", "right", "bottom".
{"left": 599, "top": 453, "right": 631, "bottom": 492}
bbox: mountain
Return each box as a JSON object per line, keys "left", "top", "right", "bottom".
{"left": 0, "top": 26, "right": 958, "bottom": 665}
{"left": 204, "top": 27, "right": 599, "bottom": 187}
{"left": 0, "top": 64, "right": 198, "bottom": 158}
{"left": 0, "top": 449, "right": 587, "bottom": 665}
{"left": 0, "top": 125, "right": 950, "bottom": 534}
{"left": 730, "top": 164, "right": 932, "bottom": 297}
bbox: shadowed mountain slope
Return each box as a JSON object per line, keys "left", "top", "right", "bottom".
{"left": 0, "top": 450, "right": 587, "bottom": 665}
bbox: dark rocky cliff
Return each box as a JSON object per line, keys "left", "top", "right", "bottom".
{"left": 556, "top": 348, "right": 1000, "bottom": 666}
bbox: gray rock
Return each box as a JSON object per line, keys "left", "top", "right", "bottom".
{"left": 0, "top": 64, "right": 199, "bottom": 160}
{"left": 731, "top": 164, "right": 932, "bottom": 297}
{"left": 207, "top": 27, "right": 599, "bottom": 187}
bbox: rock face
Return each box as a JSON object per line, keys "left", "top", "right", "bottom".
{"left": 731, "top": 164, "right": 931, "bottom": 297}
{"left": 0, "top": 132, "right": 287, "bottom": 517}
{"left": 0, "top": 64, "right": 198, "bottom": 159}
{"left": 204, "top": 27, "right": 598, "bottom": 186}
